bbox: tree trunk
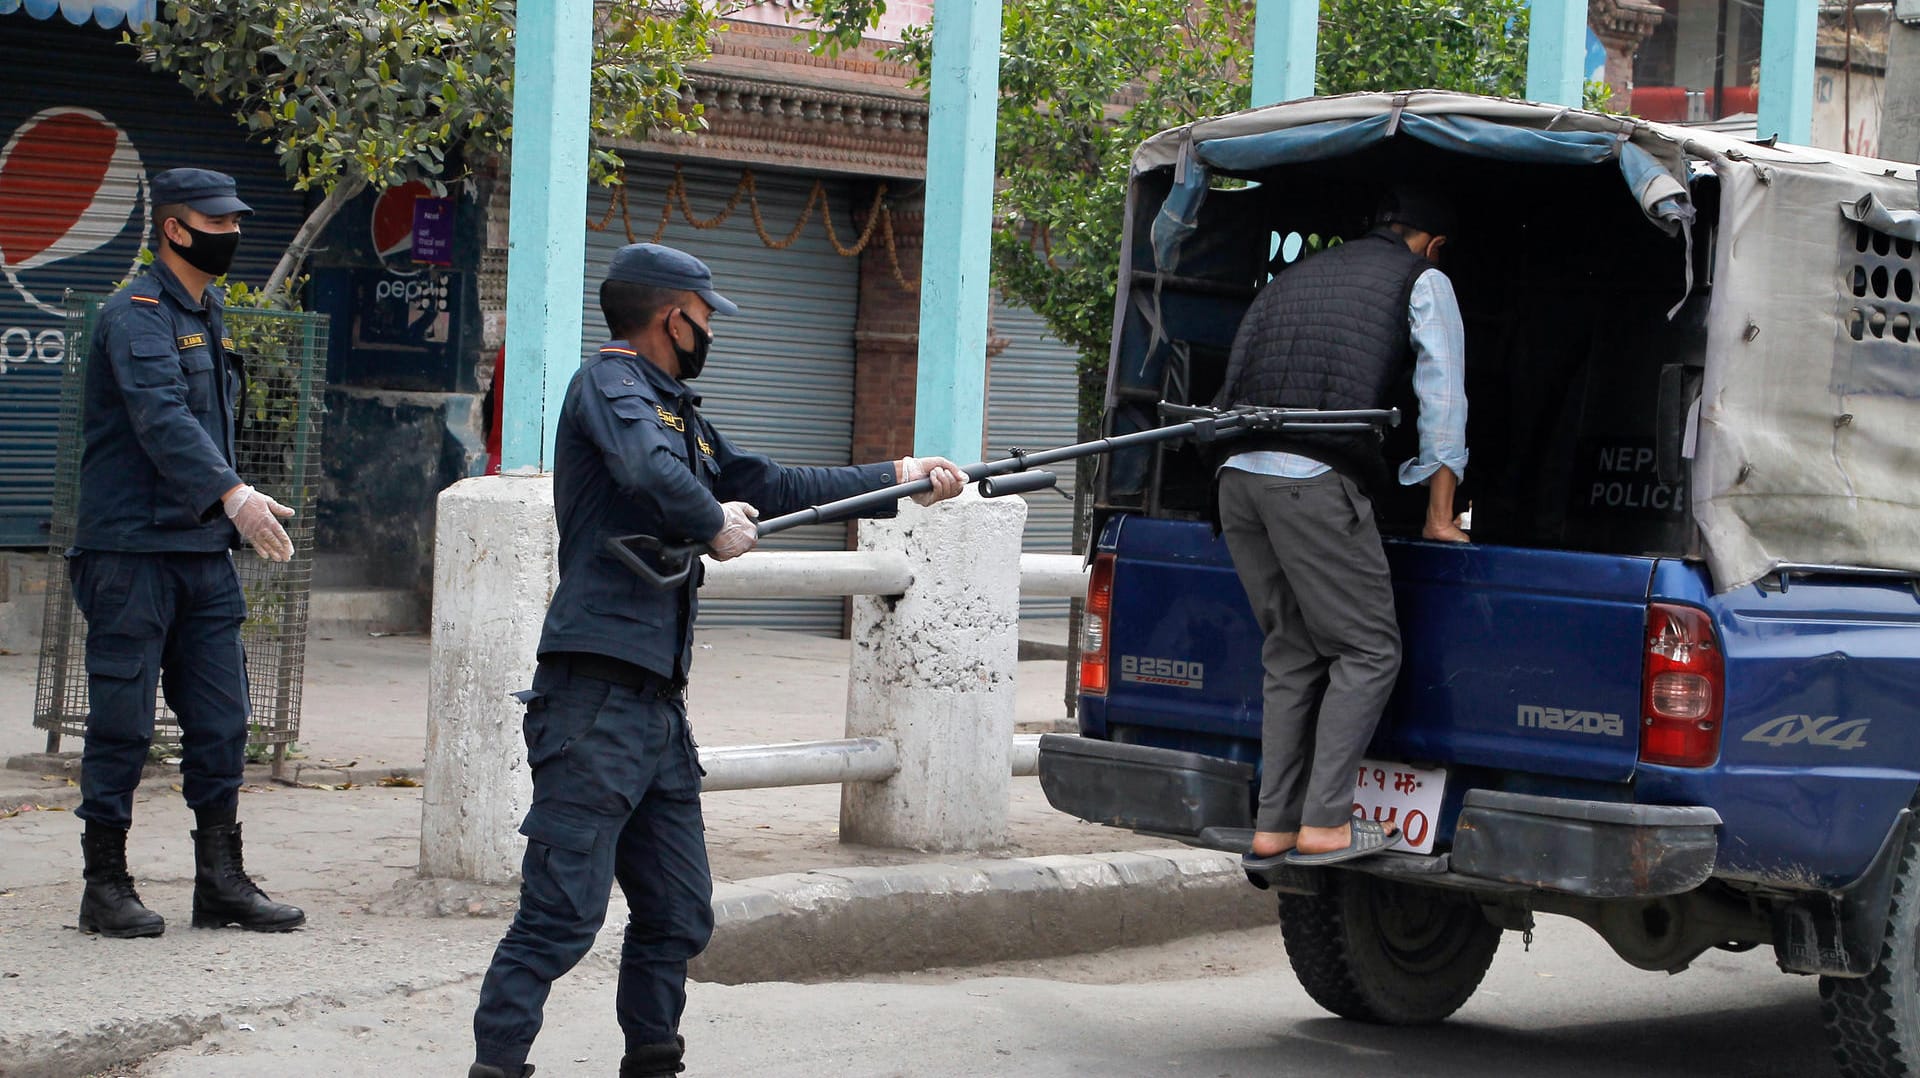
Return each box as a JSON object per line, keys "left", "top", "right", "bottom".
{"left": 261, "top": 176, "right": 368, "bottom": 307}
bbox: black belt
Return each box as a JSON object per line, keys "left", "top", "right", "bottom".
{"left": 549, "top": 652, "right": 684, "bottom": 699}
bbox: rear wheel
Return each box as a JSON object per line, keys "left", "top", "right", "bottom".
{"left": 1821, "top": 823, "right": 1920, "bottom": 1078}
{"left": 1279, "top": 873, "right": 1501, "bottom": 1025}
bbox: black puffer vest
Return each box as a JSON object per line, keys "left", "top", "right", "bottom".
{"left": 1211, "top": 228, "right": 1430, "bottom": 495}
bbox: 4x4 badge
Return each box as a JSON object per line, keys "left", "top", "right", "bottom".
{"left": 1742, "top": 714, "right": 1870, "bottom": 751}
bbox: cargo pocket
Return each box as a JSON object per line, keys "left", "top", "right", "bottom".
{"left": 85, "top": 650, "right": 143, "bottom": 681}
{"left": 518, "top": 808, "right": 603, "bottom": 922}
{"left": 83, "top": 650, "right": 151, "bottom": 738}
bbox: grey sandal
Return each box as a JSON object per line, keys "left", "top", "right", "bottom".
{"left": 1284, "top": 818, "right": 1401, "bottom": 866}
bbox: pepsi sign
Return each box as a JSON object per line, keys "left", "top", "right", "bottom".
{"left": 0, "top": 106, "right": 148, "bottom": 373}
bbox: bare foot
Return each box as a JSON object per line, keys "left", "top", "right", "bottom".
{"left": 1248, "top": 830, "right": 1296, "bottom": 858}
{"left": 1295, "top": 822, "right": 1353, "bottom": 856}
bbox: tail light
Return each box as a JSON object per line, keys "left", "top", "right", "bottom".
{"left": 1079, "top": 553, "right": 1116, "bottom": 696}
{"left": 1640, "top": 603, "right": 1724, "bottom": 767}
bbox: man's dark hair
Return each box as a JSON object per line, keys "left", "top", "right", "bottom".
{"left": 151, "top": 203, "right": 189, "bottom": 249}
{"left": 601, "top": 279, "right": 691, "bottom": 339}
{"left": 1375, "top": 186, "right": 1456, "bottom": 239}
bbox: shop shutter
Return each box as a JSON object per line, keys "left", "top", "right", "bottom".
{"left": 584, "top": 159, "right": 861, "bottom": 633}
{"left": 0, "top": 17, "right": 305, "bottom": 547}
{"left": 987, "top": 294, "right": 1082, "bottom": 619}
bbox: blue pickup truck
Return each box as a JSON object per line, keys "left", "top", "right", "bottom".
{"left": 1037, "top": 92, "right": 1920, "bottom": 1075}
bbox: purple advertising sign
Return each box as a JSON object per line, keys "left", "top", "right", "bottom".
{"left": 410, "top": 197, "right": 454, "bottom": 266}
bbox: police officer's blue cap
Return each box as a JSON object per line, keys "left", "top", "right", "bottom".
{"left": 606, "top": 243, "right": 739, "bottom": 316}
{"left": 151, "top": 168, "right": 253, "bottom": 216}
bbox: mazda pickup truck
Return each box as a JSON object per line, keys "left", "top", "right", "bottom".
{"left": 1037, "top": 91, "right": 1920, "bottom": 1077}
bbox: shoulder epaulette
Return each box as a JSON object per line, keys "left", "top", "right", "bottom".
{"left": 127, "top": 276, "right": 164, "bottom": 306}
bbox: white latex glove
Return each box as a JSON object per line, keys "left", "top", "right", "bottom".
{"left": 896, "top": 456, "right": 967, "bottom": 506}
{"left": 222, "top": 484, "right": 295, "bottom": 563}
{"left": 709, "top": 501, "right": 760, "bottom": 561}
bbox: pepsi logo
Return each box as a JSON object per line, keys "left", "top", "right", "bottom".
{"left": 0, "top": 107, "right": 147, "bottom": 373}
{"left": 371, "top": 180, "right": 431, "bottom": 271}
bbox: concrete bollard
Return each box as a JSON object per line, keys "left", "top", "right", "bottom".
{"left": 420, "top": 474, "right": 558, "bottom": 882}
{"left": 841, "top": 489, "right": 1027, "bottom": 852}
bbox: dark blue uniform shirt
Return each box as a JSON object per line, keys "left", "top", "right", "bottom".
{"left": 74, "top": 260, "right": 243, "bottom": 552}
{"left": 538, "top": 343, "right": 898, "bottom": 680}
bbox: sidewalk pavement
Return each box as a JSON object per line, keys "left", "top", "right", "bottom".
{"left": 0, "top": 626, "right": 1268, "bottom": 1078}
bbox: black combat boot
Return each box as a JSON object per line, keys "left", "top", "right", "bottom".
{"left": 190, "top": 821, "right": 307, "bottom": 931}
{"left": 621, "top": 1037, "right": 686, "bottom": 1077}
{"left": 467, "top": 1065, "right": 534, "bottom": 1077}
{"left": 78, "top": 823, "right": 165, "bottom": 939}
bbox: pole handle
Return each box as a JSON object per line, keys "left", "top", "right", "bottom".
{"left": 605, "top": 533, "right": 705, "bottom": 590}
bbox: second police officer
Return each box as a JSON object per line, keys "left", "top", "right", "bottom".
{"left": 469, "top": 243, "right": 967, "bottom": 1078}
{"left": 69, "top": 168, "right": 305, "bottom": 940}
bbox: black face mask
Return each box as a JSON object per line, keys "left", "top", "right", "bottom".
{"left": 671, "top": 309, "right": 712, "bottom": 380}
{"left": 170, "top": 221, "right": 241, "bottom": 277}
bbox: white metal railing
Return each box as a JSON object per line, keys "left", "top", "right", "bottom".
{"left": 700, "top": 550, "right": 1085, "bottom": 600}
{"left": 699, "top": 733, "right": 1043, "bottom": 793}
{"left": 692, "top": 546, "right": 1081, "bottom": 794}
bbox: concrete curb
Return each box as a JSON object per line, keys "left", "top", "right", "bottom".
{"left": 0, "top": 848, "right": 1270, "bottom": 1078}
{"left": 695, "top": 846, "right": 1272, "bottom": 983}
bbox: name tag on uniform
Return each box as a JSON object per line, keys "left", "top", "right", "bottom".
{"left": 177, "top": 333, "right": 207, "bottom": 349}
{"left": 220, "top": 338, "right": 235, "bottom": 350}
{"left": 655, "top": 406, "right": 685, "bottom": 432}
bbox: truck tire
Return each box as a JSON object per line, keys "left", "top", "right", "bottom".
{"left": 1821, "top": 825, "right": 1920, "bottom": 1078}
{"left": 1279, "top": 873, "right": 1501, "bottom": 1025}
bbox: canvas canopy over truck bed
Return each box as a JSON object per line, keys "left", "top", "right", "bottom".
{"left": 1123, "top": 90, "right": 1920, "bottom": 591}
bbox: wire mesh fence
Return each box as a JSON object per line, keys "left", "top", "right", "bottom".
{"left": 33, "top": 293, "right": 327, "bottom": 770}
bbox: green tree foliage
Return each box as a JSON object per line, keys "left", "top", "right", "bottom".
{"left": 134, "top": 0, "right": 867, "bottom": 305}
{"left": 895, "top": 0, "right": 1534, "bottom": 421}
{"left": 1318, "top": 0, "right": 1529, "bottom": 97}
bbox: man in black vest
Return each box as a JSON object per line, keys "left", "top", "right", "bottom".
{"left": 1212, "top": 186, "right": 1470, "bottom": 868}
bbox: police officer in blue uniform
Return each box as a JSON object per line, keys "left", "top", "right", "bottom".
{"left": 71, "top": 168, "right": 305, "bottom": 939}
{"left": 469, "top": 243, "right": 964, "bottom": 1078}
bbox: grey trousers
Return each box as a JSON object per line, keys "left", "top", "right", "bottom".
{"left": 1217, "top": 468, "right": 1402, "bottom": 831}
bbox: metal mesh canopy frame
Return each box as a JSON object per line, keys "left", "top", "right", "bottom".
{"left": 33, "top": 293, "right": 327, "bottom": 771}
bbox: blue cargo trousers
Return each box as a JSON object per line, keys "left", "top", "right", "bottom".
{"left": 472, "top": 658, "right": 713, "bottom": 1071}
{"left": 70, "top": 550, "right": 250, "bottom": 830}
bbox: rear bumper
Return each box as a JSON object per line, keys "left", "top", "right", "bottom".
{"left": 1037, "top": 733, "right": 1253, "bottom": 837}
{"left": 1037, "top": 735, "right": 1722, "bottom": 900}
{"left": 1452, "top": 789, "right": 1722, "bottom": 899}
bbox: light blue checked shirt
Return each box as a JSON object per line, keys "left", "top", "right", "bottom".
{"left": 1222, "top": 268, "right": 1469, "bottom": 485}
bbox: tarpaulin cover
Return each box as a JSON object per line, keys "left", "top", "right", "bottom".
{"left": 1132, "top": 91, "right": 1920, "bottom": 590}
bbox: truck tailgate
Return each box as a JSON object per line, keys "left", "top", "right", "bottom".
{"left": 1382, "top": 540, "right": 1657, "bottom": 782}
{"left": 1099, "top": 518, "right": 1657, "bottom": 784}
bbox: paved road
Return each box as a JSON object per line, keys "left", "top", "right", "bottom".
{"left": 123, "top": 914, "right": 1836, "bottom": 1078}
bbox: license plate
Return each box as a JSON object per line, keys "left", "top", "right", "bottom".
{"left": 1351, "top": 758, "right": 1446, "bottom": 854}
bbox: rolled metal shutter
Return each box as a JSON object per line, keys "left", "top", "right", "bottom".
{"left": 584, "top": 159, "right": 861, "bottom": 633}
{"left": 0, "top": 18, "right": 304, "bottom": 547}
{"left": 987, "top": 294, "right": 1081, "bottom": 618}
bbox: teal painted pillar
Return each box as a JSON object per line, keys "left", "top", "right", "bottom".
{"left": 912, "top": 0, "right": 1003, "bottom": 463}
{"left": 1757, "top": 0, "right": 1817, "bottom": 145}
{"left": 500, "top": 0, "right": 594, "bottom": 472}
{"left": 1251, "top": 0, "right": 1318, "bottom": 107}
{"left": 1525, "top": 0, "right": 1588, "bottom": 107}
